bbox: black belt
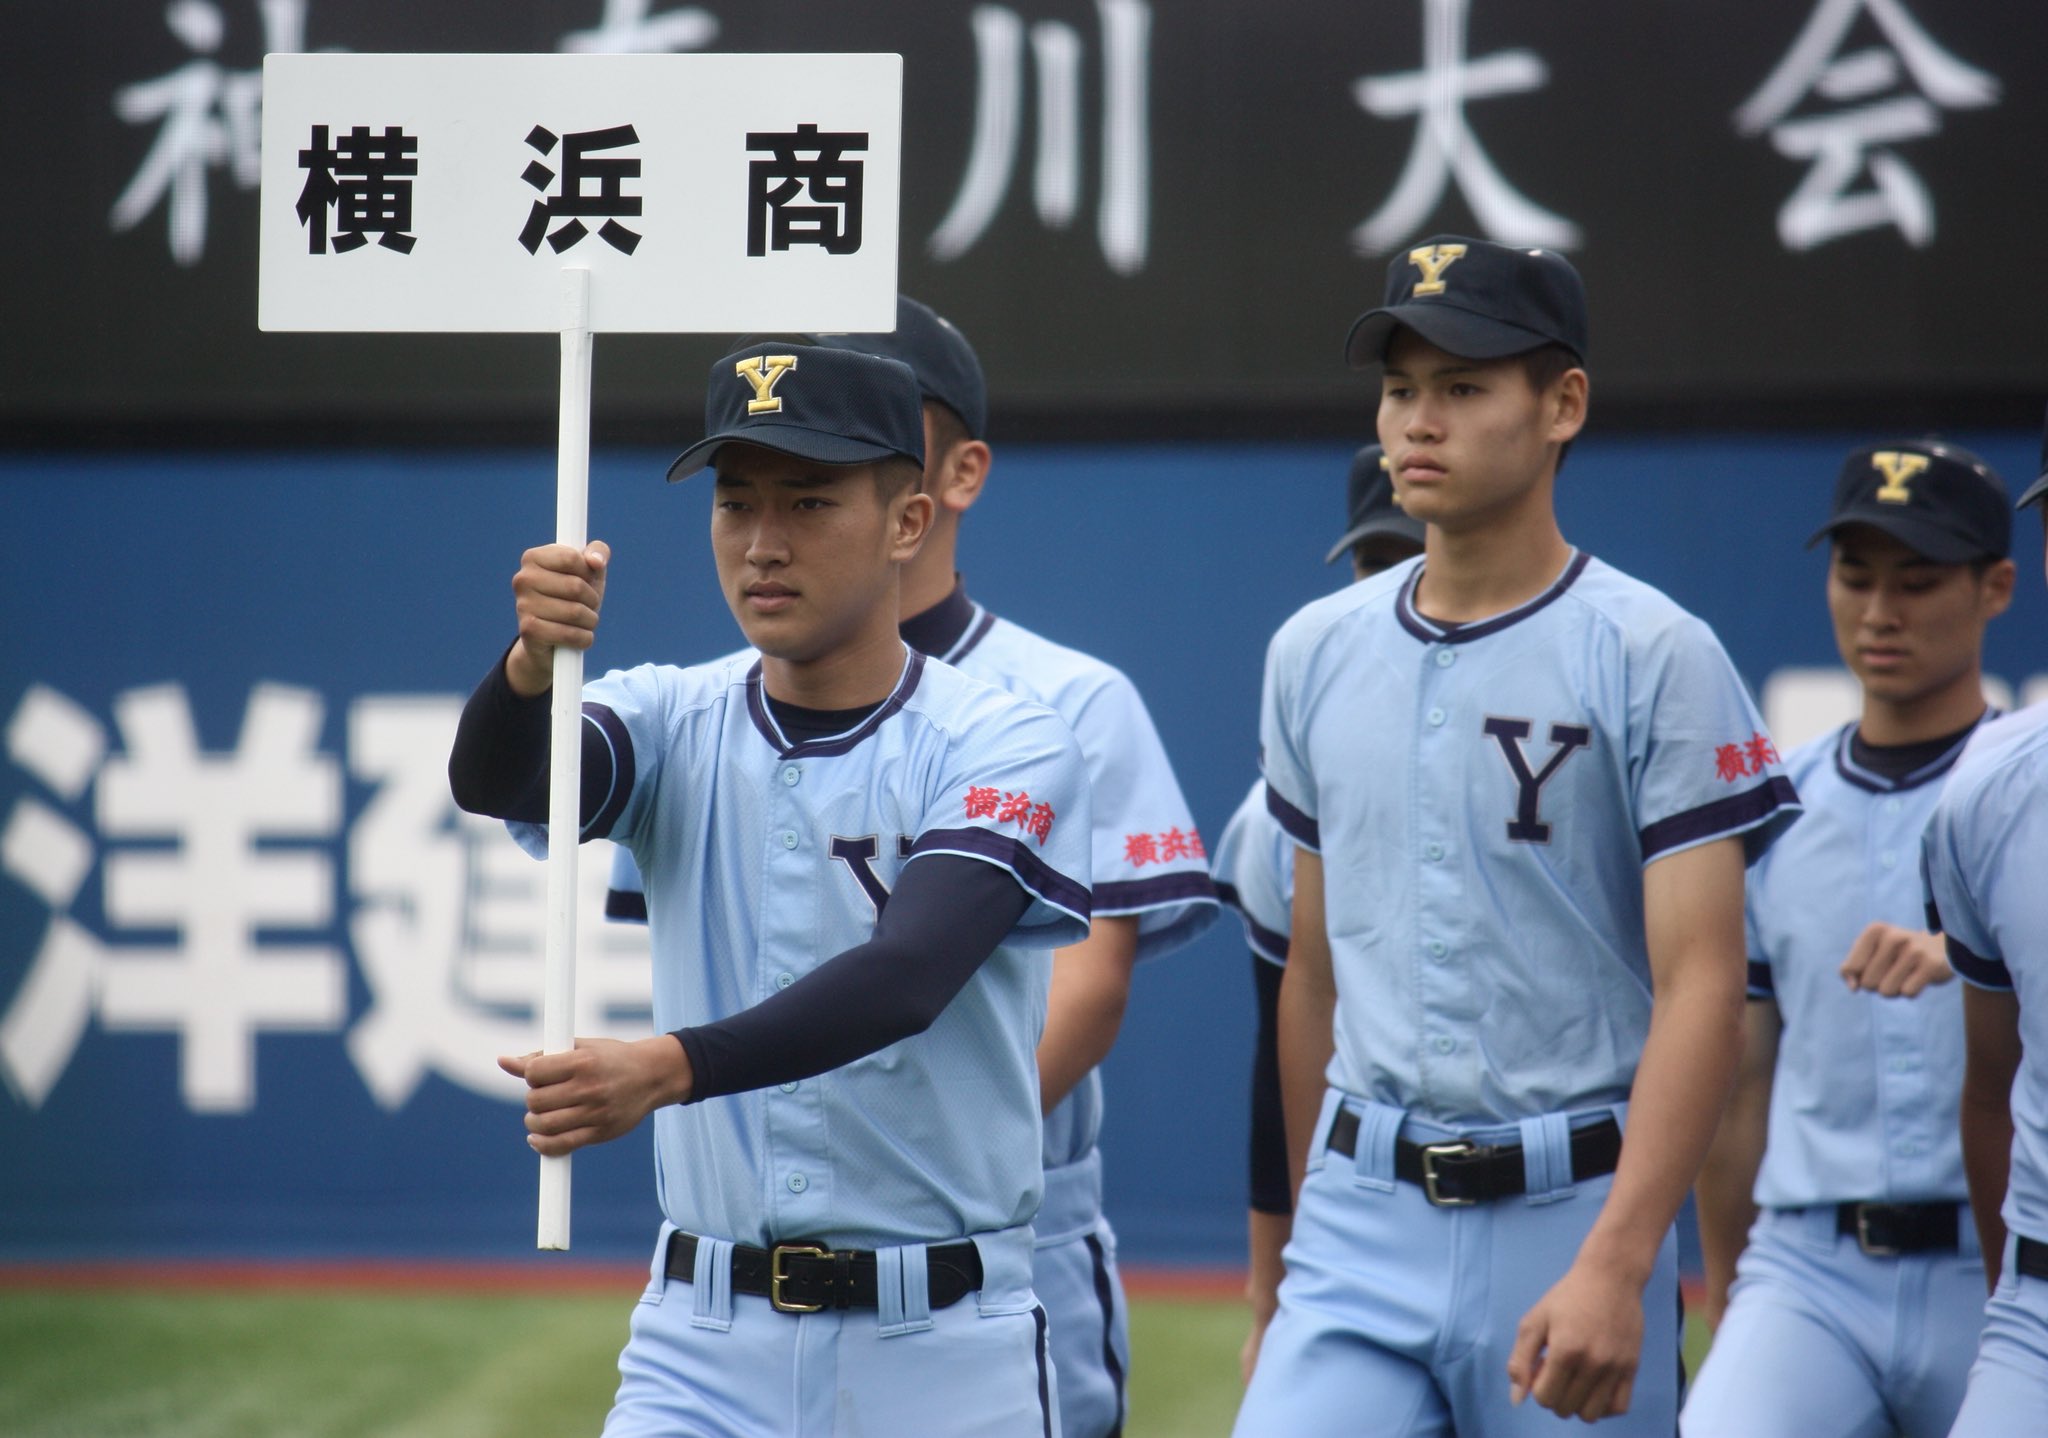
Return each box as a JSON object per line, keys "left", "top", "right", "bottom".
{"left": 664, "top": 1230, "right": 984, "bottom": 1314}
{"left": 1325, "top": 1108, "right": 1623, "bottom": 1206}
{"left": 1835, "top": 1201, "right": 1961, "bottom": 1256}
{"left": 2016, "top": 1236, "right": 2048, "bottom": 1282}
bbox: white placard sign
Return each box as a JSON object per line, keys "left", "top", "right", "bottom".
{"left": 259, "top": 52, "right": 901, "bottom": 333}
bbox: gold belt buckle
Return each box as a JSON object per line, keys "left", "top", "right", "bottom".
{"left": 1420, "top": 1140, "right": 1478, "bottom": 1207}
{"left": 769, "top": 1243, "right": 830, "bottom": 1312}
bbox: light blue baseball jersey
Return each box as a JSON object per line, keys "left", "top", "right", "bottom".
{"left": 1260, "top": 550, "right": 1800, "bottom": 1128}
{"left": 605, "top": 594, "right": 1218, "bottom": 1170}
{"left": 1211, "top": 778, "right": 1292, "bottom": 967}
{"left": 1924, "top": 701, "right": 2048, "bottom": 1244}
{"left": 1747, "top": 720, "right": 1986, "bottom": 1209}
{"left": 513, "top": 647, "right": 1092, "bottom": 1252}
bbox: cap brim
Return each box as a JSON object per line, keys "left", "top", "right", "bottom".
{"left": 1805, "top": 512, "right": 1990, "bottom": 564}
{"left": 2018, "top": 471, "right": 2048, "bottom": 511}
{"left": 665, "top": 425, "right": 904, "bottom": 483}
{"left": 1345, "top": 304, "right": 1567, "bottom": 369}
{"left": 1324, "top": 516, "right": 1428, "bottom": 565}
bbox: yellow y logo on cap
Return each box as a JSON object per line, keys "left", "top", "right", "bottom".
{"left": 1870, "top": 450, "right": 1930, "bottom": 504}
{"left": 1408, "top": 244, "right": 1468, "bottom": 296}
{"left": 736, "top": 354, "right": 799, "bottom": 415}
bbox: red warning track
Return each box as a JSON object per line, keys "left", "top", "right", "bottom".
{"left": 0, "top": 1261, "right": 1704, "bottom": 1310}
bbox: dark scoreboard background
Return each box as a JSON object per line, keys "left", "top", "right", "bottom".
{"left": 5, "top": 1, "right": 2043, "bottom": 441}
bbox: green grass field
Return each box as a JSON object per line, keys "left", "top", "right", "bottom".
{"left": 0, "top": 1286, "right": 1711, "bottom": 1437}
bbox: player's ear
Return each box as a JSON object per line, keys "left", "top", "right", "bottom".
{"left": 935, "top": 439, "right": 991, "bottom": 517}
{"left": 889, "top": 481, "right": 935, "bottom": 564}
{"left": 1544, "top": 367, "right": 1588, "bottom": 447}
{"left": 1977, "top": 556, "right": 2017, "bottom": 622}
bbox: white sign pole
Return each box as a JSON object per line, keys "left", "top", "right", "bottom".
{"left": 539, "top": 267, "right": 593, "bottom": 1251}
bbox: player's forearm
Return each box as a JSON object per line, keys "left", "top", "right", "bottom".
{"left": 1247, "top": 954, "right": 1292, "bottom": 1216}
{"left": 1583, "top": 952, "right": 1747, "bottom": 1286}
{"left": 447, "top": 652, "right": 620, "bottom": 826}
{"left": 1246, "top": 1207, "right": 1291, "bottom": 1319}
{"left": 1276, "top": 949, "right": 1337, "bottom": 1204}
{"left": 1960, "top": 1082, "right": 2015, "bottom": 1284}
{"left": 1693, "top": 1096, "right": 1765, "bottom": 1326}
{"left": 1035, "top": 916, "right": 1139, "bottom": 1113}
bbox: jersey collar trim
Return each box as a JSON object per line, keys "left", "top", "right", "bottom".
{"left": 1831, "top": 712, "right": 1995, "bottom": 794}
{"left": 900, "top": 577, "right": 977, "bottom": 658}
{"left": 1395, "top": 549, "right": 1591, "bottom": 645}
{"left": 744, "top": 649, "right": 928, "bottom": 759}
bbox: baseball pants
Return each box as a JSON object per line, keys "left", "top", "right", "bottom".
{"left": 1232, "top": 1092, "right": 1680, "bottom": 1438}
{"left": 603, "top": 1221, "right": 1062, "bottom": 1438}
{"left": 1034, "top": 1148, "right": 1131, "bottom": 1438}
{"left": 1947, "top": 1232, "right": 2048, "bottom": 1438}
{"left": 1682, "top": 1204, "right": 1985, "bottom": 1438}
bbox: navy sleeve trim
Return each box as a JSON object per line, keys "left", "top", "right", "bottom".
{"left": 604, "top": 887, "right": 648, "bottom": 922}
{"left": 1745, "top": 959, "right": 1774, "bottom": 1000}
{"left": 910, "top": 826, "right": 1092, "bottom": 921}
{"left": 1215, "top": 882, "right": 1289, "bottom": 965}
{"left": 1639, "top": 775, "right": 1799, "bottom": 861}
{"left": 582, "top": 703, "right": 635, "bottom": 840}
{"left": 1948, "top": 934, "right": 2013, "bottom": 991}
{"left": 1263, "top": 783, "right": 1320, "bottom": 852}
{"left": 1093, "top": 871, "right": 1219, "bottom": 915}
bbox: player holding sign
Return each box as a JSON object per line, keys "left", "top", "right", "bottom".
{"left": 1686, "top": 440, "right": 2015, "bottom": 1438}
{"left": 609, "top": 296, "right": 1217, "bottom": 1438}
{"left": 1234, "top": 236, "right": 1799, "bottom": 1436}
{"left": 1926, "top": 423, "right": 2048, "bottom": 1438}
{"left": 449, "top": 343, "right": 1089, "bottom": 1436}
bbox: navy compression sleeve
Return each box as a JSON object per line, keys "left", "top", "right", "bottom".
{"left": 1248, "top": 952, "right": 1291, "bottom": 1215}
{"left": 674, "top": 854, "right": 1034, "bottom": 1101}
{"left": 446, "top": 648, "right": 621, "bottom": 830}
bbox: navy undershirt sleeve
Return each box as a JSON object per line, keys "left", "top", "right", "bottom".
{"left": 1248, "top": 953, "right": 1291, "bottom": 1215}
{"left": 447, "top": 647, "right": 621, "bottom": 830}
{"left": 675, "top": 854, "right": 1034, "bottom": 1101}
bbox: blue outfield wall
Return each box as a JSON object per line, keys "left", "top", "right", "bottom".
{"left": 2, "top": 434, "right": 2044, "bottom": 1266}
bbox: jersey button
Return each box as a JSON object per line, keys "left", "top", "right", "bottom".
{"left": 1427, "top": 708, "right": 1447, "bottom": 727}
{"left": 1878, "top": 850, "right": 1896, "bottom": 869}
{"left": 1883, "top": 798, "right": 1902, "bottom": 815}
{"left": 1428, "top": 940, "right": 1448, "bottom": 961}
{"left": 781, "top": 830, "right": 799, "bottom": 849}
{"left": 779, "top": 1081, "right": 799, "bottom": 1094}
{"left": 1432, "top": 1035, "right": 1455, "bottom": 1054}
{"left": 786, "top": 1172, "right": 808, "bottom": 1193}
{"left": 1435, "top": 649, "right": 1456, "bottom": 668}
{"left": 775, "top": 971, "right": 795, "bottom": 989}
{"left": 1424, "top": 841, "right": 1445, "bottom": 861}
{"left": 782, "top": 765, "right": 801, "bottom": 787}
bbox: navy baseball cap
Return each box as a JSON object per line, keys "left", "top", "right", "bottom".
{"left": 665, "top": 342, "right": 925, "bottom": 483}
{"left": 814, "top": 295, "right": 988, "bottom": 439}
{"left": 2018, "top": 401, "right": 2048, "bottom": 511}
{"left": 1345, "top": 235, "right": 1589, "bottom": 368}
{"left": 1806, "top": 439, "right": 2011, "bottom": 562}
{"left": 1325, "top": 445, "right": 1426, "bottom": 564}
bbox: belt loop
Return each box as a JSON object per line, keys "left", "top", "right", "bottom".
{"left": 1349, "top": 1102, "right": 1402, "bottom": 1192}
{"left": 1518, "top": 1112, "right": 1576, "bottom": 1205}
{"left": 876, "top": 1244, "right": 934, "bottom": 1336}
{"left": 691, "top": 1235, "right": 735, "bottom": 1331}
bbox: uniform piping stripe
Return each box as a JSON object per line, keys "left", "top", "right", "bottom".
{"left": 1092, "top": 871, "right": 1219, "bottom": 914}
{"left": 947, "top": 608, "right": 999, "bottom": 665}
{"left": 1947, "top": 935, "right": 2013, "bottom": 992}
{"left": 1638, "top": 775, "right": 1799, "bottom": 860}
{"left": 582, "top": 703, "right": 635, "bottom": 840}
{"left": 1214, "top": 882, "right": 1289, "bottom": 964}
{"left": 1262, "top": 784, "right": 1320, "bottom": 851}
{"left": 1395, "top": 549, "right": 1591, "bottom": 645}
{"left": 1033, "top": 1304, "right": 1054, "bottom": 1438}
{"left": 603, "top": 888, "right": 648, "bottom": 922}
{"left": 1084, "top": 1232, "right": 1128, "bottom": 1436}
{"left": 910, "top": 827, "right": 1092, "bottom": 921}
{"left": 741, "top": 653, "right": 928, "bottom": 758}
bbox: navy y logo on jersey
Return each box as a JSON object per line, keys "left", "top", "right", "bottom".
{"left": 1484, "top": 718, "right": 1592, "bottom": 843}
{"left": 829, "top": 833, "right": 916, "bottom": 915}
